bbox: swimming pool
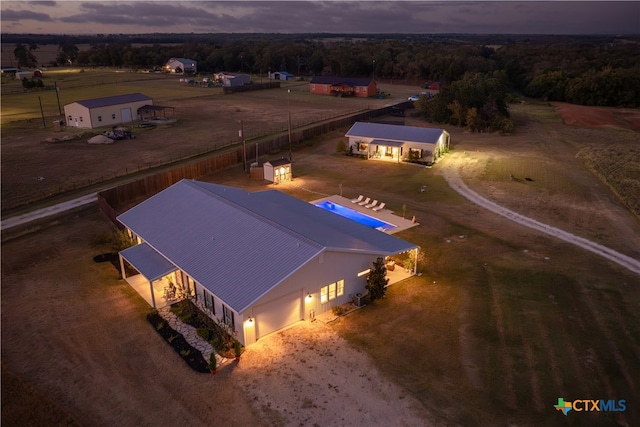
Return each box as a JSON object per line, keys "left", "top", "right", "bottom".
{"left": 314, "top": 201, "right": 396, "bottom": 231}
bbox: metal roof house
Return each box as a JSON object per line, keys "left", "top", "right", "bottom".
{"left": 164, "top": 57, "right": 197, "bottom": 74}
{"left": 117, "top": 179, "right": 418, "bottom": 345}
{"left": 63, "top": 93, "right": 153, "bottom": 129}
{"left": 309, "top": 76, "right": 376, "bottom": 98}
{"left": 345, "top": 122, "right": 451, "bottom": 164}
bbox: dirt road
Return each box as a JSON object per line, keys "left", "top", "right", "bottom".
{"left": 440, "top": 160, "right": 640, "bottom": 275}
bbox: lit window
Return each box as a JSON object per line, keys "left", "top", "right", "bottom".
{"left": 321, "top": 279, "right": 345, "bottom": 303}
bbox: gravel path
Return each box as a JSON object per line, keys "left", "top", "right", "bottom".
{"left": 441, "top": 166, "right": 640, "bottom": 276}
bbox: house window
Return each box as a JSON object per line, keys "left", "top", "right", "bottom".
{"left": 204, "top": 292, "right": 215, "bottom": 315}
{"left": 112, "top": 114, "right": 116, "bottom": 119}
{"left": 79, "top": 117, "right": 83, "bottom": 122}
{"left": 324, "top": 85, "right": 327, "bottom": 92}
{"left": 68, "top": 115, "right": 72, "bottom": 121}
{"left": 223, "top": 305, "right": 235, "bottom": 328}
{"left": 311, "top": 84, "right": 316, "bottom": 90}
{"left": 363, "top": 88, "right": 367, "bottom": 93}
{"left": 98, "top": 116, "right": 102, "bottom": 122}
{"left": 355, "top": 87, "right": 359, "bottom": 93}
{"left": 321, "top": 279, "right": 344, "bottom": 304}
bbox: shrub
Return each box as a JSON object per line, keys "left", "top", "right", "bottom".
{"left": 336, "top": 139, "right": 347, "bottom": 153}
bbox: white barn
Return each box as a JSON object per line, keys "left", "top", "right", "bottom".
{"left": 345, "top": 122, "right": 451, "bottom": 164}
{"left": 63, "top": 93, "right": 153, "bottom": 129}
{"left": 117, "top": 180, "right": 418, "bottom": 346}
{"left": 164, "top": 57, "right": 197, "bottom": 74}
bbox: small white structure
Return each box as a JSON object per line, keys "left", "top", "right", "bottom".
{"left": 63, "top": 93, "right": 152, "bottom": 129}
{"left": 214, "top": 72, "right": 251, "bottom": 87}
{"left": 164, "top": 57, "right": 197, "bottom": 74}
{"left": 117, "top": 180, "right": 418, "bottom": 346}
{"left": 263, "top": 158, "right": 292, "bottom": 183}
{"left": 345, "top": 122, "right": 451, "bottom": 164}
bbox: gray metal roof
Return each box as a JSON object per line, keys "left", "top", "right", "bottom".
{"left": 120, "top": 243, "right": 176, "bottom": 282}
{"left": 74, "top": 93, "right": 152, "bottom": 109}
{"left": 117, "top": 180, "right": 417, "bottom": 313}
{"left": 346, "top": 122, "right": 445, "bottom": 144}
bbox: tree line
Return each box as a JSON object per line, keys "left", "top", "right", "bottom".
{"left": 10, "top": 33, "right": 640, "bottom": 132}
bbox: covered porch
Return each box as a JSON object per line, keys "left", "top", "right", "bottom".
{"left": 119, "top": 243, "right": 179, "bottom": 309}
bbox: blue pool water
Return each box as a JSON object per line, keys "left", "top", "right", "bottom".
{"left": 314, "top": 201, "right": 396, "bottom": 231}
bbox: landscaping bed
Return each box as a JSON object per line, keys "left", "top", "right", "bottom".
{"left": 146, "top": 310, "right": 209, "bottom": 373}
{"left": 170, "top": 299, "right": 240, "bottom": 359}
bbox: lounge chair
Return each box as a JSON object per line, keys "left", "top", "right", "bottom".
{"left": 372, "top": 202, "right": 386, "bottom": 212}
{"left": 365, "top": 199, "right": 378, "bottom": 209}
{"left": 358, "top": 197, "right": 371, "bottom": 206}
{"left": 351, "top": 195, "right": 364, "bottom": 204}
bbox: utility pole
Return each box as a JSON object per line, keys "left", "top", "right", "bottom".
{"left": 38, "top": 96, "right": 46, "bottom": 128}
{"left": 239, "top": 120, "right": 246, "bottom": 172}
{"left": 54, "top": 81, "right": 62, "bottom": 115}
{"left": 287, "top": 89, "right": 292, "bottom": 163}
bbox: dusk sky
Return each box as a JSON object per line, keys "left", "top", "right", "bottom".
{"left": 1, "top": 1, "right": 638, "bottom": 35}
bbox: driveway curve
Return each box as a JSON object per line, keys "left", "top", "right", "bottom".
{"left": 441, "top": 167, "right": 640, "bottom": 276}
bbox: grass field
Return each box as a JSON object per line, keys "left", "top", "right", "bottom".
{"left": 285, "top": 147, "right": 639, "bottom": 426}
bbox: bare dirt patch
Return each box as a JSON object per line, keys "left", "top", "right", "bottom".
{"left": 550, "top": 101, "right": 640, "bottom": 132}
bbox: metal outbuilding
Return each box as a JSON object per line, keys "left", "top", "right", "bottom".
{"left": 63, "top": 93, "right": 153, "bottom": 129}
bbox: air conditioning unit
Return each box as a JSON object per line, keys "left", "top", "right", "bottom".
{"left": 353, "top": 293, "right": 365, "bottom": 307}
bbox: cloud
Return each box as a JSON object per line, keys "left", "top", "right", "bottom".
{"left": 1, "top": 1, "right": 638, "bottom": 35}
{"left": 1, "top": 9, "right": 52, "bottom": 22}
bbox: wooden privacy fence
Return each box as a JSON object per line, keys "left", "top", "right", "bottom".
{"left": 99, "top": 105, "right": 397, "bottom": 223}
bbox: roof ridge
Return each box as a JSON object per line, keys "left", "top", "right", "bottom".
{"left": 185, "top": 180, "right": 325, "bottom": 250}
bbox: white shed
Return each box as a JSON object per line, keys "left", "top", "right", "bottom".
{"left": 263, "top": 158, "right": 292, "bottom": 183}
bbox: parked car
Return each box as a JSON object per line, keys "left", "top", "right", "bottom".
{"left": 408, "top": 95, "right": 419, "bottom": 101}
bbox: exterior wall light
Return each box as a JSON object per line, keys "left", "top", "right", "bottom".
{"left": 306, "top": 293, "right": 312, "bottom": 300}
{"left": 248, "top": 317, "right": 253, "bottom": 323}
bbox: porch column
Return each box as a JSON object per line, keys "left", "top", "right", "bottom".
{"left": 119, "top": 254, "right": 127, "bottom": 280}
{"left": 413, "top": 248, "right": 419, "bottom": 275}
{"left": 149, "top": 280, "right": 157, "bottom": 309}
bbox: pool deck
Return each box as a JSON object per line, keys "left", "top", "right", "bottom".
{"left": 311, "top": 195, "right": 419, "bottom": 234}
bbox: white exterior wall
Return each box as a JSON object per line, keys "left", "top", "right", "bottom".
{"left": 64, "top": 103, "right": 91, "bottom": 128}
{"left": 167, "top": 250, "right": 387, "bottom": 346}
{"left": 240, "top": 249, "right": 381, "bottom": 345}
{"left": 64, "top": 100, "right": 152, "bottom": 129}
{"left": 263, "top": 164, "right": 275, "bottom": 182}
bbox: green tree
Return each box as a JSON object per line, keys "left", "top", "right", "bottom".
{"left": 56, "top": 40, "right": 80, "bottom": 65}
{"left": 366, "top": 257, "right": 388, "bottom": 302}
{"left": 14, "top": 43, "right": 38, "bottom": 68}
